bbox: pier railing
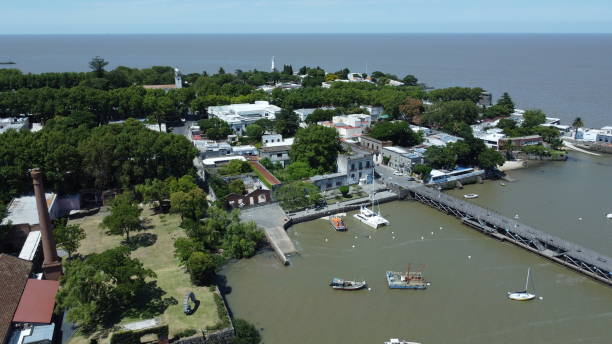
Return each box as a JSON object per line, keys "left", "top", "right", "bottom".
{"left": 404, "top": 184, "right": 612, "bottom": 286}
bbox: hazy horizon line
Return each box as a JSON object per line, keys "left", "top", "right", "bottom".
{"left": 1, "top": 32, "right": 612, "bottom": 36}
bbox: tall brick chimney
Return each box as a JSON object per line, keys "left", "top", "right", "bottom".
{"left": 31, "top": 169, "right": 62, "bottom": 280}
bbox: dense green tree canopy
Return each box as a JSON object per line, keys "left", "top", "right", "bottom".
{"left": 198, "top": 117, "right": 232, "bottom": 140}
{"left": 368, "top": 121, "right": 423, "bottom": 147}
{"left": 423, "top": 100, "right": 480, "bottom": 128}
{"left": 56, "top": 246, "right": 159, "bottom": 332}
{"left": 305, "top": 109, "right": 338, "bottom": 124}
{"left": 290, "top": 125, "right": 342, "bottom": 173}
{"left": 53, "top": 222, "right": 86, "bottom": 258}
{"left": 497, "top": 92, "right": 515, "bottom": 113}
{"left": 424, "top": 146, "right": 457, "bottom": 170}
{"left": 522, "top": 109, "right": 546, "bottom": 128}
{"left": 273, "top": 181, "right": 322, "bottom": 211}
{"left": 101, "top": 192, "right": 142, "bottom": 241}
{"left": 427, "top": 87, "right": 484, "bottom": 103}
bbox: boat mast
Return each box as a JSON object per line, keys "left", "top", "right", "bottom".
{"left": 525, "top": 267, "right": 531, "bottom": 291}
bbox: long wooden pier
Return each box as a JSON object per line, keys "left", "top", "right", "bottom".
{"left": 402, "top": 183, "right": 612, "bottom": 286}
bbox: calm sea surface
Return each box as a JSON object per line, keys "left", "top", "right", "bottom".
{"left": 1, "top": 34, "right": 611, "bottom": 343}
{"left": 1, "top": 34, "right": 611, "bottom": 127}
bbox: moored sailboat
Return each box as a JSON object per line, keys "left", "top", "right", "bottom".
{"left": 508, "top": 267, "right": 536, "bottom": 301}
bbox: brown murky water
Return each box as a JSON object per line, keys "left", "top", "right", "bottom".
{"left": 221, "top": 152, "right": 612, "bottom": 344}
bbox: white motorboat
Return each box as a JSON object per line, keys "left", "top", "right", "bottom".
{"left": 385, "top": 339, "right": 421, "bottom": 344}
{"left": 353, "top": 193, "right": 389, "bottom": 229}
{"left": 606, "top": 213, "right": 612, "bottom": 219}
{"left": 508, "top": 267, "right": 536, "bottom": 301}
{"left": 463, "top": 193, "right": 479, "bottom": 199}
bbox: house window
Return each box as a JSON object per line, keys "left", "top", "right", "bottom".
{"left": 336, "top": 181, "right": 342, "bottom": 186}
{"left": 351, "top": 163, "right": 355, "bottom": 171}
{"left": 326, "top": 183, "right": 332, "bottom": 188}
{"left": 277, "top": 153, "right": 282, "bottom": 158}
{"left": 359, "top": 162, "right": 363, "bottom": 170}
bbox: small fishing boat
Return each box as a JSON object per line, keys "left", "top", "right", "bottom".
{"left": 463, "top": 193, "right": 479, "bottom": 199}
{"left": 508, "top": 267, "right": 536, "bottom": 301}
{"left": 329, "top": 216, "right": 346, "bottom": 231}
{"left": 606, "top": 213, "right": 612, "bottom": 219}
{"left": 385, "top": 339, "right": 422, "bottom": 344}
{"left": 500, "top": 182, "right": 507, "bottom": 186}
{"left": 329, "top": 278, "right": 366, "bottom": 290}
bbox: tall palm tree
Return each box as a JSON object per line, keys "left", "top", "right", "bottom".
{"left": 572, "top": 117, "right": 584, "bottom": 139}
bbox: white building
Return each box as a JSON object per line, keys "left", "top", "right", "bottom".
{"left": 2, "top": 193, "right": 59, "bottom": 228}
{"left": 0, "top": 117, "right": 29, "bottom": 134}
{"left": 208, "top": 101, "right": 281, "bottom": 135}
{"left": 360, "top": 105, "right": 383, "bottom": 122}
{"left": 332, "top": 114, "right": 372, "bottom": 128}
{"left": 262, "top": 134, "right": 294, "bottom": 147}
{"left": 596, "top": 127, "right": 612, "bottom": 144}
{"left": 257, "top": 82, "right": 302, "bottom": 93}
{"left": 473, "top": 128, "right": 506, "bottom": 150}
{"left": 232, "top": 145, "right": 258, "bottom": 156}
{"left": 193, "top": 140, "right": 232, "bottom": 158}
{"left": 424, "top": 133, "right": 462, "bottom": 147}
{"left": 294, "top": 107, "right": 336, "bottom": 122}
{"left": 337, "top": 146, "right": 374, "bottom": 185}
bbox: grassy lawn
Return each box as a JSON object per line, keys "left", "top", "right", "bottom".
{"left": 68, "top": 207, "right": 220, "bottom": 343}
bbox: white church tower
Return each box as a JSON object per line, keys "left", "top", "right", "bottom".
{"left": 174, "top": 67, "right": 182, "bottom": 89}
{"left": 271, "top": 56, "right": 276, "bottom": 72}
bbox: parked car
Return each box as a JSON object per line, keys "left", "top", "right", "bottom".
{"left": 393, "top": 170, "right": 402, "bottom": 176}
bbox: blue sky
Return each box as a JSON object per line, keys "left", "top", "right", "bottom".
{"left": 2, "top": 0, "right": 612, "bottom": 34}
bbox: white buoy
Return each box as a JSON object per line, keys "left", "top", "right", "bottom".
{"left": 391, "top": 231, "right": 394, "bottom": 234}
{"left": 324, "top": 238, "right": 328, "bottom": 242}
{"left": 392, "top": 236, "right": 396, "bottom": 240}
{"left": 468, "top": 255, "right": 471, "bottom": 259}
{"left": 354, "top": 236, "right": 358, "bottom": 239}
{"left": 439, "top": 226, "right": 443, "bottom": 230}
{"left": 578, "top": 217, "right": 582, "bottom": 221}
{"left": 352, "top": 245, "right": 355, "bottom": 248}
{"left": 368, "top": 287, "right": 372, "bottom": 291}
{"left": 421, "top": 236, "right": 424, "bottom": 240}
{"left": 539, "top": 296, "right": 543, "bottom": 300}
{"left": 431, "top": 231, "right": 434, "bottom": 235}
{"left": 368, "top": 235, "right": 372, "bottom": 239}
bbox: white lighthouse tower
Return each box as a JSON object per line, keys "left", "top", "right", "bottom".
{"left": 271, "top": 56, "right": 276, "bottom": 72}
{"left": 174, "top": 67, "right": 182, "bottom": 89}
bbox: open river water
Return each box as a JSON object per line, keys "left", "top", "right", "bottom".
{"left": 1, "top": 34, "right": 611, "bottom": 343}
{"left": 221, "top": 153, "right": 612, "bottom": 344}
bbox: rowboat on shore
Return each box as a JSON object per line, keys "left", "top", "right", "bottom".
{"left": 463, "top": 193, "right": 479, "bottom": 199}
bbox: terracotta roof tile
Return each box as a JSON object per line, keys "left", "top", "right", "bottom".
{"left": 0, "top": 254, "right": 32, "bottom": 344}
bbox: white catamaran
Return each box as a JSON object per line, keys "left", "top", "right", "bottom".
{"left": 353, "top": 193, "right": 389, "bottom": 229}
{"left": 507, "top": 267, "right": 536, "bottom": 301}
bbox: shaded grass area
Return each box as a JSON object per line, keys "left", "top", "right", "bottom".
{"left": 67, "top": 208, "right": 220, "bottom": 343}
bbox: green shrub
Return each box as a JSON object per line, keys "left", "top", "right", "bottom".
{"left": 338, "top": 185, "right": 350, "bottom": 197}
